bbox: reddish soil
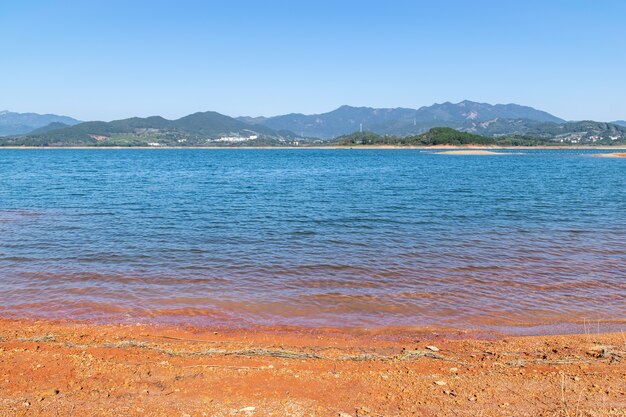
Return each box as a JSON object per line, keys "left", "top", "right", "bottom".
{"left": 0, "top": 318, "right": 624, "bottom": 416}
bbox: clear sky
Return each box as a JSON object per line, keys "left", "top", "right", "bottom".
{"left": 1, "top": 0, "right": 624, "bottom": 121}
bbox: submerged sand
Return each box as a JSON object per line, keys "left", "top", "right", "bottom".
{"left": 0, "top": 318, "right": 624, "bottom": 416}
{"left": 437, "top": 150, "right": 506, "bottom": 155}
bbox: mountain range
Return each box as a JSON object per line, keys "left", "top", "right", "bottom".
{"left": 1, "top": 101, "right": 625, "bottom": 146}
{"left": 0, "top": 110, "right": 80, "bottom": 136}
{"left": 239, "top": 101, "right": 565, "bottom": 139}
{"left": 239, "top": 101, "right": 626, "bottom": 143}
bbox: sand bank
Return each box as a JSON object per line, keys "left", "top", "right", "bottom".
{"left": 437, "top": 150, "right": 507, "bottom": 155}
{"left": 594, "top": 153, "right": 626, "bottom": 158}
{"left": 0, "top": 318, "right": 624, "bottom": 416}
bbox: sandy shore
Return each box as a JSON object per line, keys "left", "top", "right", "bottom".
{"left": 0, "top": 319, "right": 624, "bottom": 416}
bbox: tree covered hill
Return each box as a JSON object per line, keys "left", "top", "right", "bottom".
{"left": 336, "top": 128, "right": 498, "bottom": 146}
{"left": 0, "top": 111, "right": 300, "bottom": 147}
{"left": 334, "top": 126, "right": 626, "bottom": 147}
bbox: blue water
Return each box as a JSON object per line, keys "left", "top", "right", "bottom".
{"left": 0, "top": 149, "right": 625, "bottom": 333}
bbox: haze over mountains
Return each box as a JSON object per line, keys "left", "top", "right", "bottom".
{"left": 2, "top": 101, "right": 625, "bottom": 146}
{"left": 0, "top": 110, "right": 80, "bottom": 136}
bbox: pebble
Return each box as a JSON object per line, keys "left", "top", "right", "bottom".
{"left": 338, "top": 413, "right": 353, "bottom": 417}
{"left": 449, "top": 367, "right": 458, "bottom": 373}
{"left": 356, "top": 406, "right": 371, "bottom": 416}
{"left": 426, "top": 345, "right": 440, "bottom": 352}
{"left": 434, "top": 380, "right": 447, "bottom": 386}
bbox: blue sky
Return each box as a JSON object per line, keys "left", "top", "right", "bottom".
{"left": 1, "top": 0, "right": 624, "bottom": 121}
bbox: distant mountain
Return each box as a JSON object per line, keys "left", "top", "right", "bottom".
{"left": 0, "top": 110, "right": 80, "bottom": 136}
{"left": 0, "top": 111, "right": 300, "bottom": 147}
{"left": 239, "top": 101, "right": 565, "bottom": 139}
{"left": 611, "top": 120, "right": 626, "bottom": 127}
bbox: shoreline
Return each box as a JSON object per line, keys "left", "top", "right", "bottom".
{"left": 3, "top": 312, "right": 624, "bottom": 338}
{"left": 1, "top": 317, "right": 624, "bottom": 416}
{"left": 2, "top": 145, "right": 626, "bottom": 150}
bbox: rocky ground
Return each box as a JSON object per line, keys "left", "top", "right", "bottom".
{"left": 0, "top": 318, "right": 624, "bottom": 416}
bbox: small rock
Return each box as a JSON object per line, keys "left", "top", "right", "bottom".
{"left": 434, "top": 380, "right": 447, "bottom": 386}
{"left": 449, "top": 367, "right": 458, "bottom": 373}
{"left": 587, "top": 345, "right": 609, "bottom": 358}
{"left": 338, "top": 413, "right": 353, "bottom": 417}
{"left": 41, "top": 388, "right": 60, "bottom": 396}
{"left": 426, "top": 345, "right": 440, "bottom": 352}
{"left": 356, "top": 406, "right": 371, "bottom": 417}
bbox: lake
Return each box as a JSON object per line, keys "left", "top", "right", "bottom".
{"left": 0, "top": 149, "right": 624, "bottom": 334}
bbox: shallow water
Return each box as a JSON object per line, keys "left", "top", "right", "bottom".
{"left": 0, "top": 149, "right": 625, "bottom": 334}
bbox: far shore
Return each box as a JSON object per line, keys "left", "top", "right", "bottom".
{"left": 3, "top": 145, "right": 626, "bottom": 150}
{"left": 0, "top": 317, "right": 624, "bottom": 416}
